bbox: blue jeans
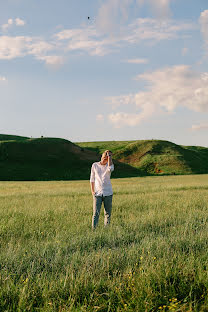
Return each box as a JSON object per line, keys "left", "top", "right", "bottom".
{"left": 92, "top": 194, "right": 113, "bottom": 229}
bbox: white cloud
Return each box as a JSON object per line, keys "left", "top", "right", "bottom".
{"left": 108, "top": 112, "right": 145, "bottom": 128}
{"left": 8, "top": 18, "right": 13, "bottom": 25}
{"left": 107, "top": 92, "right": 157, "bottom": 128}
{"left": 1, "top": 18, "right": 26, "bottom": 31}
{"left": 0, "top": 14, "right": 195, "bottom": 65}
{"left": 199, "top": 10, "right": 208, "bottom": 51}
{"left": 55, "top": 26, "right": 114, "bottom": 56}
{"left": 38, "top": 55, "right": 65, "bottom": 68}
{"left": 2, "top": 19, "right": 13, "bottom": 31}
{"left": 15, "top": 18, "right": 26, "bottom": 26}
{"left": 96, "top": 0, "right": 173, "bottom": 35}
{"left": 96, "top": 114, "right": 104, "bottom": 122}
{"left": 0, "top": 36, "right": 31, "bottom": 59}
{"left": 55, "top": 19, "right": 194, "bottom": 57}
{"left": 106, "top": 94, "right": 135, "bottom": 109}
{"left": 192, "top": 123, "right": 208, "bottom": 131}
{"left": 0, "top": 36, "right": 58, "bottom": 65}
{"left": 96, "top": 0, "right": 133, "bottom": 34}
{"left": 27, "top": 40, "right": 54, "bottom": 57}
{"left": 55, "top": 28, "right": 93, "bottom": 41}
{"left": 0, "top": 76, "right": 7, "bottom": 82}
{"left": 107, "top": 65, "right": 208, "bottom": 127}
{"left": 125, "top": 58, "right": 149, "bottom": 64}
{"left": 135, "top": 66, "right": 208, "bottom": 112}
{"left": 126, "top": 18, "right": 194, "bottom": 44}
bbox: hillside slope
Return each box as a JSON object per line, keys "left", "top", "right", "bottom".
{"left": 77, "top": 140, "right": 208, "bottom": 175}
{"left": 0, "top": 135, "right": 207, "bottom": 180}
{"left": 0, "top": 134, "right": 29, "bottom": 141}
{"left": 0, "top": 137, "right": 99, "bottom": 180}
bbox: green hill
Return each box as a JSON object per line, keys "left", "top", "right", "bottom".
{"left": 0, "top": 134, "right": 29, "bottom": 141}
{"left": 77, "top": 140, "right": 208, "bottom": 175}
{"left": 0, "top": 137, "right": 100, "bottom": 180}
{"left": 0, "top": 135, "right": 207, "bottom": 180}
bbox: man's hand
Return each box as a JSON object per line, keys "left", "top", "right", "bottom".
{"left": 106, "top": 150, "right": 112, "bottom": 158}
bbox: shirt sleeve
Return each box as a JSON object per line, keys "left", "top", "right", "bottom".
{"left": 107, "top": 164, "right": 114, "bottom": 172}
{"left": 90, "top": 163, "right": 95, "bottom": 182}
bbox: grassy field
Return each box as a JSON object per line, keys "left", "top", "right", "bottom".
{"left": 0, "top": 175, "right": 208, "bottom": 311}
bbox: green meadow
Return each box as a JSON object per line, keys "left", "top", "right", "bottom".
{"left": 0, "top": 175, "right": 208, "bottom": 311}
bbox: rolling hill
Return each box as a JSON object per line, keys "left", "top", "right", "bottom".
{"left": 77, "top": 140, "right": 208, "bottom": 175}
{"left": 0, "top": 135, "right": 208, "bottom": 180}
{"left": 0, "top": 136, "right": 99, "bottom": 180}
{"left": 0, "top": 134, "right": 29, "bottom": 141}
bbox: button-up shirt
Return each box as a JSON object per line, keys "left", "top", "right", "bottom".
{"left": 90, "top": 162, "right": 114, "bottom": 196}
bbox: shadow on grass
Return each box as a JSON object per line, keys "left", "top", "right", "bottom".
{"left": 0, "top": 159, "right": 145, "bottom": 181}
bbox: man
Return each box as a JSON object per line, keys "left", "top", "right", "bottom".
{"left": 90, "top": 150, "right": 114, "bottom": 230}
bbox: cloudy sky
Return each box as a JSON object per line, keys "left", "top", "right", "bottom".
{"left": 0, "top": 0, "right": 208, "bottom": 146}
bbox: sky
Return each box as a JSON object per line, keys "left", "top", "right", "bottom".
{"left": 0, "top": 0, "right": 208, "bottom": 146}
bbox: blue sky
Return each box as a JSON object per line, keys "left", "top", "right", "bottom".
{"left": 0, "top": 0, "right": 208, "bottom": 146}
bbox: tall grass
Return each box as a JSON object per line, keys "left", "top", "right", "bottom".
{"left": 0, "top": 175, "right": 208, "bottom": 311}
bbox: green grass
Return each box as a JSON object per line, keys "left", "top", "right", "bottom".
{"left": 0, "top": 135, "right": 208, "bottom": 180}
{"left": 0, "top": 175, "right": 208, "bottom": 311}
{"left": 77, "top": 140, "right": 208, "bottom": 175}
{"left": 75, "top": 141, "right": 135, "bottom": 155}
{"left": 0, "top": 134, "right": 29, "bottom": 141}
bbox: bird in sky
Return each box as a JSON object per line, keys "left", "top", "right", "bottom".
{"left": 88, "top": 17, "right": 90, "bottom": 20}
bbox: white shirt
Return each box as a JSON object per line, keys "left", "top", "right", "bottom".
{"left": 90, "top": 162, "right": 114, "bottom": 196}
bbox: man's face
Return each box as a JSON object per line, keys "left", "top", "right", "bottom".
{"left": 101, "top": 153, "right": 108, "bottom": 164}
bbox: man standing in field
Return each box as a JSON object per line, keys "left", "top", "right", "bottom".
{"left": 90, "top": 150, "right": 114, "bottom": 230}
